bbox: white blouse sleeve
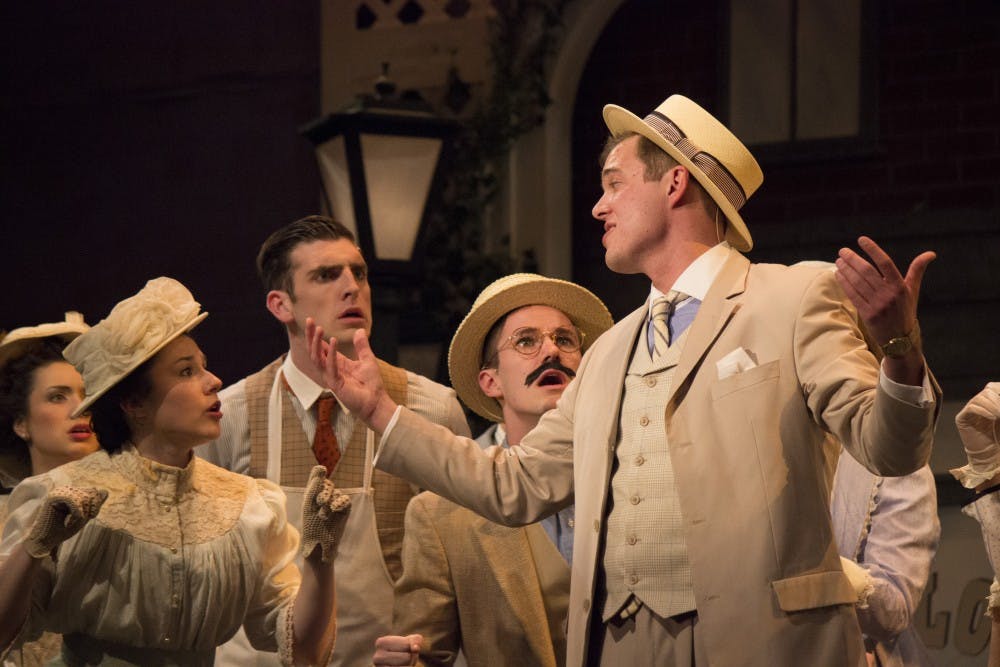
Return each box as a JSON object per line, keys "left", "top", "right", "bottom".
{"left": 240, "top": 478, "right": 300, "bottom": 661}
{"left": 0, "top": 473, "right": 60, "bottom": 644}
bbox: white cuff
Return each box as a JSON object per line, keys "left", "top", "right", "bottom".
{"left": 879, "top": 362, "right": 934, "bottom": 407}
{"left": 950, "top": 462, "right": 1000, "bottom": 489}
{"left": 373, "top": 405, "right": 405, "bottom": 466}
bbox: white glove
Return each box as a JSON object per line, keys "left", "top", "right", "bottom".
{"left": 23, "top": 486, "right": 108, "bottom": 559}
{"left": 951, "top": 382, "right": 1000, "bottom": 488}
{"left": 300, "top": 466, "right": 351, "bottom": 563}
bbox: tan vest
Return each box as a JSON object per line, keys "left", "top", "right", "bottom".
{"left": 244, "top": 357, "right": 412, "bottom": 579}
{"left": 602, "top": 328, "right": 696, "bottom": 621}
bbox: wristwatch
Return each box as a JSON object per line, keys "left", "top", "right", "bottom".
{"left": 880, "top": 322, "right": 921, "bottom": 359}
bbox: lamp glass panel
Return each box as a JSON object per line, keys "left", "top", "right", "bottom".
{"left": 360, "top": 133, "right": 442, "bottom": 261}
{"left": 316, "top": 135, "right": 358, "bottom": 238}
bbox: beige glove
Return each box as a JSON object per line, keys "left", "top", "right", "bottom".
{"left": 951, "top": 382, "right": 1000, "bottom": 488}
{"left": 23, "top": 486, "right": 108, "bottom": 559}
{"left": 300, "top": 466, "right": 351, "bottom": 563}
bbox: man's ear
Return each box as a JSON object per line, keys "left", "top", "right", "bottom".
{"left": 266, "top": 290, "right": 295, "bottom": 324}
{"left": 663, "top": 164, "right": 692, "bottom": 206}
{"left": 478, "top": 368, "right": 504, "bottom": 401}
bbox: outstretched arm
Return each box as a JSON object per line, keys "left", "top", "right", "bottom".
{"left": 834, "top": 236, "right": 935, "bottom": 386}
{"left": 0, "top": 544, "right": 45, "bottom": 650}
{"left": 851, "top": 468, "right": 939, "bottom": 642}
{"left": 290, "top": 467, "right": 351, "bottom": 666}
{"left": 0, "top": 485, "right": 106, "bottom": 650}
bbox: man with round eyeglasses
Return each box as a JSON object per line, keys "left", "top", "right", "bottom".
{"left": 373, "top": 273, "right": 613, "bottom": 667}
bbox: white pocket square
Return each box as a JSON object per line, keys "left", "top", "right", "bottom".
{"left": 716, "top": 347, "right": 757, "bottom": 380}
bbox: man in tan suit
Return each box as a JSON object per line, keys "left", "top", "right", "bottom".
{"left": 374, "top": 274, "right": 613, "bottom": 667}
{"left": 307, "top": 96, "right": 940, "bottom": 666}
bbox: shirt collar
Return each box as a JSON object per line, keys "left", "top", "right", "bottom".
{"left": 281, "top": 354, "right": 328, "bottom": 410}
{"left": 648, "top": 241, "right": 734, "bottom": 305}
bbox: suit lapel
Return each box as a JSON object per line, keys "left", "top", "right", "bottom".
{"left": 478, "top": 522, "right": 556, "bottom": 665}
{"left": 666, "top": 252, "right": 750, "bottom": 412}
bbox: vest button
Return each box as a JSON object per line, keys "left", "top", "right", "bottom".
{"left": 583, "top": 598, "right": 591, "bottom": 612}
{"left": 639, "top": 415, "right": 650, "bottom": 427}
{"left": 627, "top": 534, "right": 637, "bottom": 545}
{"left": 634, "top": 455, "right": 645, "bottom": 466}
{"left": 629, "top": 574, "right": 639, "bottom": 586}
{"left": 630, "top": 494, "right": 640, "bottom": 505}
{"left": 646, "top": 377, "right": 657, "bottom": 387}
{"left": 593, "top": 520, "right": 601, "bottom": 532}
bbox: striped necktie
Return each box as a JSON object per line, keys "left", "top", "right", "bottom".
{"left": 650, "top": 290, "right": 684, "bottom": 361}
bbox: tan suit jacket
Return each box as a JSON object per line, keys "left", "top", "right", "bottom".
{"left": 377, "top": 252, "right": 940, "bottom": 667}
{"left": 393, "top": 487, "right": 568, "bottom": 667}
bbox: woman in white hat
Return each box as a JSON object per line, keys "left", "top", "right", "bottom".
{"left": 0, "top": 277, "right": 349, "bottom": 666}
{"left": 0, "top": 313, "right": 97, "bottom": 515}
{"left": 0, "top": 314, "right": 99, "bottom": 667}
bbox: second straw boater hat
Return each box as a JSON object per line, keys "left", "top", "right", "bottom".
{"left": 64, "top": 277, "right": 208, "bottom": 417}
{"left": 603, "top": 94, "right": 763, "bottom": 252}
{"left": 448, "top": 273, "right": 613, "bottom": 422}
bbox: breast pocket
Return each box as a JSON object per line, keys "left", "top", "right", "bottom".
{"left": 710, "top": 359, "right": 780, "bottom": 400}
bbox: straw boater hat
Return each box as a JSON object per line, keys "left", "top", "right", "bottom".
{"left": 603, "top": 94, "right": 763, "bottom": 252}
{"left": 64, "top": 277, "right": 208, "bottom": 418}
{"left": 448, "top": 273, "right": 613, "bottom": 422}
{"left": 0, "top": 311, "right": 90, "bottom": 369}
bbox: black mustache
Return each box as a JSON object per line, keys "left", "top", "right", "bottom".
{"left": 524, "top": 359, "right": 577, "bottom": 386}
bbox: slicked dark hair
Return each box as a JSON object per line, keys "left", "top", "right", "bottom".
{"left": 256, "top": 215, "right": 358, "bottom": 297}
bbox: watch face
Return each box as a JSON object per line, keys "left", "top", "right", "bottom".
{"left": 883, "top": 336, "right": 912, "bottom": 358}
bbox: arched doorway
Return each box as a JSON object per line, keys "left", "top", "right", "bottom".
{"left": 567, "top": 1, "right": 726, "bottom": 319}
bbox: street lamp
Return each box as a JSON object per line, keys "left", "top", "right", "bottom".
{"left": 299, "top": 67, "right": 456, "bottom": 362}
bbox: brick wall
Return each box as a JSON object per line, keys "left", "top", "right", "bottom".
{"left": 571, "top": 0, "right": 1000, "bottom": 396}
{"left": 0, "top": 3, "right": 321, "bottom": 385}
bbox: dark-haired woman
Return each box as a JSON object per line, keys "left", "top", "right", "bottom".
{"left": 0, "top": 314, "right": 97, "bottom": 504}
{"left": 0, "top": 314, "right": 98, "bottom": 667}
{"left": 0, "top": 278, "right": 349, "bottom": 666}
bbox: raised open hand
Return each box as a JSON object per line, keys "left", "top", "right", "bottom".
{"left": 834, "top": 236, "right": 935, "bottom": 348}
{"left": 305, "top": 317, "right": 396, "bottom": 428}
